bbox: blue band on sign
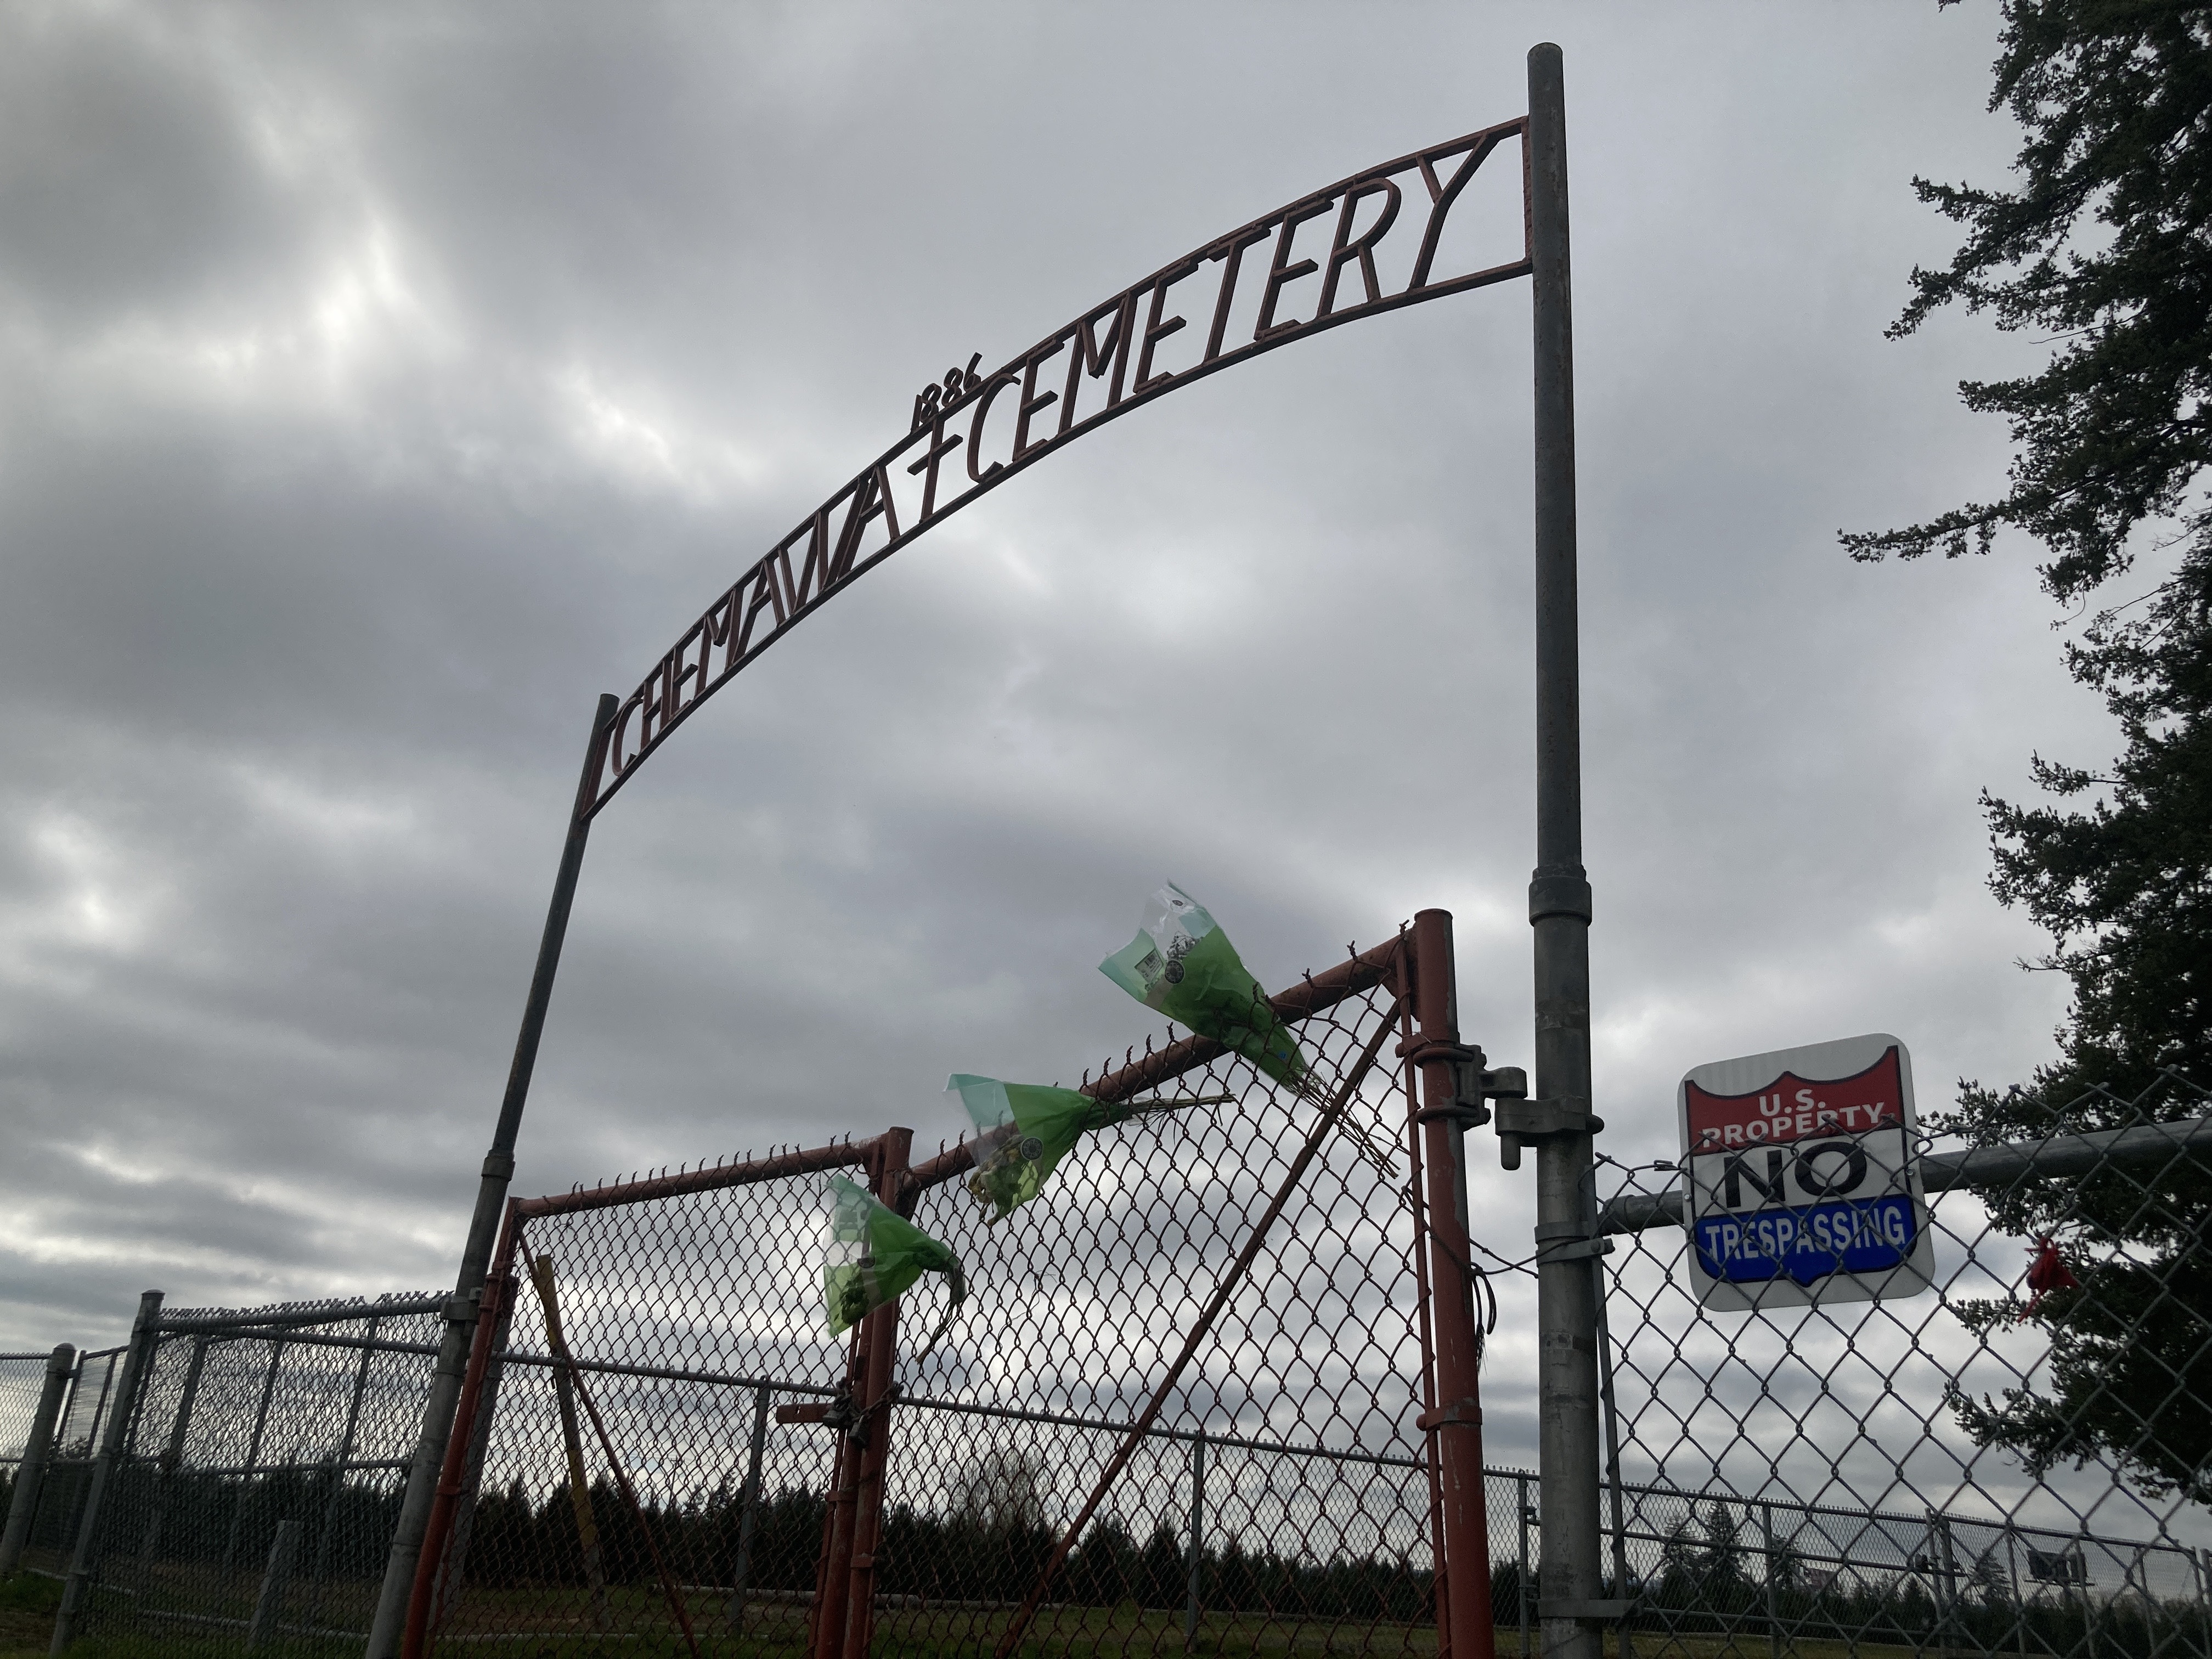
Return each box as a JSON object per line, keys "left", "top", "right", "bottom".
{"left": 1692, "top": 1197, "right": 1917, "bottom": 1285}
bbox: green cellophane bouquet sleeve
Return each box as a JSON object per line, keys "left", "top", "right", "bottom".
{"left": 822, "top": 1175, "right": 964, "bottom": 1336}
{"left": 1097, "top": 883, "right": 1309, "bottom": 1091}
{"left": 950, "top": 1074, "right": 1143, "bottom": 1221}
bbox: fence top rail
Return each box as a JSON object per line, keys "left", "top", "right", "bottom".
{"left": 1600, "top": 1108, "right": 2212, "bottom": 1235}
{"left": 156, "top": 1292, "right": 445, "bottom": 1333}
{"left": 0, "top": 1351, "right": 57, "bottom": 1361}
{"left": 906, "top": 931, "right": 1409, "bottom": 1193}
{"left": 516, "top": 1135, "right": 877, "bottom": 1220}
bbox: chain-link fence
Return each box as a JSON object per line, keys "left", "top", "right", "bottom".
{"left": 37, "top": 1293, "right": 446, "bottom": 1656}
{"left": 404, "top": 921, "right": 1515, "bottom": 1659}
{"left": 27, "top": 936, "right": 2212, "bottom": 1659}
{"left": 1589, "top": 1068, "right": 2212, "bottom": 1659}
{"left": 4, "top": 1343, "right": 127, "bottom": 1582}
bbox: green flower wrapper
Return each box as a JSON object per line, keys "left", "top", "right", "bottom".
{"left": 1098, "top": 883, "right": 1309, "bottom": 1090}
{"left": 822, "top": 1175, "right": 964, "bottom": 1337}
{"left": 950, "top": 1074, "right": 1144, "bottom": 1221}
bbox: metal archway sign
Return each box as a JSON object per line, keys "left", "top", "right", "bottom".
{"left": 591, "top": 115, "right": 1528, "bottom": 816}
{"left": 372, "top": 49, "right": 1602, "bottom": 1659}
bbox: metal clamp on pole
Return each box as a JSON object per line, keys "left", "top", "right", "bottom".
{"left": 1493, "top": 1088, "right": 1604, "bottom": 1171}
{"left": 1417, "top": 1399, "right": 1484, "bottom": 1431}
{"left": 1533, "top": 1220, "right": 1615, "bottom": 1267}
{"left": 1539, "top": 1599, "right": 1632, "bottom": 1622}
{"left": 1401, "top": 1038, "right": 1494, "bottom": 1128}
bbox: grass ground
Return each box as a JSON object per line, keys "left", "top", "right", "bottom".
{"left": 1, "top": 1571, "right": 62, "bottom": 1658}
{"left": 0, "top": 1574, "right": 2020, "bottom": 1659}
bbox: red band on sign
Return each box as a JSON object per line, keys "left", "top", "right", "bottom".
{"left": 1686, "top": 1047, "right": 1903, "bottom": 1153}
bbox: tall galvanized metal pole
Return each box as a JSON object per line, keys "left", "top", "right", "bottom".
{"left": 366, "top": 693, "right": 618, "bottom": 1659}
{"left": 1527, "top": 41, "right": 1611, "bottom": 1659}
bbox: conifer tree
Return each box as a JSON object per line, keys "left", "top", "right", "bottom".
{"left": 1849, "top": 0, "right": 2212, "bottom": 1498}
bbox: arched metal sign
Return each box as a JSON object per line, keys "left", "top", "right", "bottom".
{"left": 371, "top": 57, "right": 1600, "bottom": 1659}
{"left": 590, "top": 117, "right": 1530, "bottom": 815}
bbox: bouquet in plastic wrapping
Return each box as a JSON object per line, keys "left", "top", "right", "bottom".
{"left": 1098, "top": 883, "right": 1311, "bottom": 1092}
{"left": 951, "top": 1075, "right": 1139, "bottom": 1221}
{"left": 822, "top": 1175, "right": 964, "bottom": 1350}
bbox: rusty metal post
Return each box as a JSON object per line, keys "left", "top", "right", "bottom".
{"left": 430, "top": 1266, "right": 518, "bottom": 1639}
{"left": 400, "top": 1205, "right": 521, "bottom": 1659}
{"left": 810, "top": 1341, "right": 870, "bottom": 1659}
{"left": 0, "top": 1344, "right": 74, "bottom": 1575}
{"left": 840, "top": 1127, "right": 914, "bottom": 1659}
{"left": 368, "top": 693, "right": 617, "bottom": 1659}
{"left": 51, "top": 1291, "right": 162, "bottom": 1656}
{"left": 1411, "top": 909, "right": 1496, "bottom": 1659}
{"left": 1526, "top": 41, "right": 1610, "bottom": 1659}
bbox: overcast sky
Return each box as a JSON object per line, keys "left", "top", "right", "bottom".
{"left": 0, "top": 1, "right": 2126, "bottom": 1357}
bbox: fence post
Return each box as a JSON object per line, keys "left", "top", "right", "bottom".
{"left": 1409, "top": 908, "right": 1497, "bottom": 1659}
{"left": 1518, "top": 1473, "right": 1533, "bottom": 1657}
{"left": 726, "top": 1384, "right": 771, "bottom": 1632}
{"left": 1184, "top": 1434, "right": 1207, "bottom": 1650}
{"left": 134, "top": 1334, "right": 207, "bottom": 1593}
{"left": 2080, "top": 1532, "right": 2097, "bottom": 1659}
{"left": 2191, "top": 1547, "right": 2210, "bottom": 1659}
{"left": 366, "top": 693, "right": 616, "bottom": 1659}
{"left": 1763, "top": 1503, "right": 1780, "bottom": 1659}
{"left": 1919, "top": 1513, "right": 1949, "bottom": 1659}
{"left": 839, "top": 1127, "right": 914, "bottom": 1659}
{"left": 49, "top": 1290, "right": 161, "bottom": 1656}
{"left": 307, "top": 1314, "right": 381, "bottom": 1627}
{"left": 2006, "top": 1526, "right": 2029, "bottom": 1659}
{"left": 0, "top": 1344, "right": 74, "bottom": 1575}
{"left": 216, "top": 1336, "right": 286, "bottom": 1593}
{"left": 247, "top": 1517, "right": 301, "bottom": 1651}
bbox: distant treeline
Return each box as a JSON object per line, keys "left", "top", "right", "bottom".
{"left": 1634, "top": 1503, "right": 2205, "bottom": 1659}
{"left": 55, "top": 1461, "right": 2205, "bottom": 1659}
{"left": 461, "top": 1477, "right": 1454, "bottom": 1623}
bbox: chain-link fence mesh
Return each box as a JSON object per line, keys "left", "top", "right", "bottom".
{"left": 1593, "top": 1068, "right": 2212, "bottom": 1659}
{"left": 7, "top": 1346, "right": 126, "bottom": 1579}
{"left": 2, "top": 1352, "right": 52, "bottom": 1464}
{"left": 53, "top": 1296, "right": 444, "bottom": 1655}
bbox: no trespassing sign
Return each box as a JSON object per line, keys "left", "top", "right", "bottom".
{"left": 1678, "top": 1032, "right": 1936, "bottom": 1312}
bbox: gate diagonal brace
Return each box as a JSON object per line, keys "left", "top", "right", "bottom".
{"left": 1493, "top": 1093, "right": 1602, "bottom": 1171}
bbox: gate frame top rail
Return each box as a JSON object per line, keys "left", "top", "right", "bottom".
{"left": 501, "top": 930, "right": 1409, "bottom": 1223}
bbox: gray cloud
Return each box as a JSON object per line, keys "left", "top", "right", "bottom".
{"left": 0, "top": 0, "right": 2101, "bottom": 1374}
